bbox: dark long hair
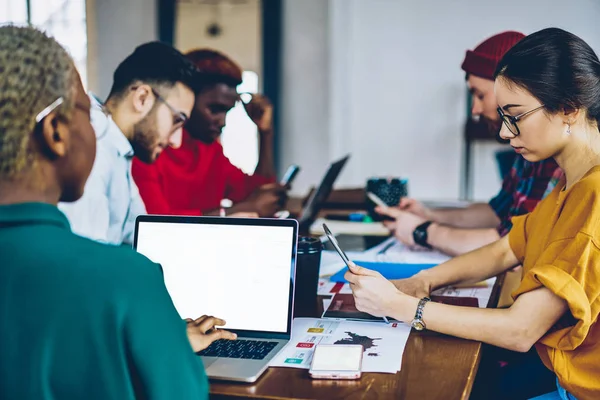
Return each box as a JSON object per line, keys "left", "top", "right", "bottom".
{"left": 495, "top": 28, "right": 600, "bottom": 125}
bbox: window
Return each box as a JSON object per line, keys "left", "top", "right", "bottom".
{"left": 0, "top": 1, "right": 27, "bottom": 24}
{"left": 0, "top": 0, "right": 88, "bottom": 88}
{"left": 220, "top": 71, "right": 260, "bottom": 175}
{"left": 221, "top": 71, "right": 258, "bottom": 174}
{"left": 30, "top": 0, "right": 88, "bottom": 87}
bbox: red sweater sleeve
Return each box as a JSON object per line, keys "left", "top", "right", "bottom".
{"left": 132, "top": 158, "right": 202, "bottom": 216}
{"left": 221, "top": 153, "right": 275, "bottom": 203}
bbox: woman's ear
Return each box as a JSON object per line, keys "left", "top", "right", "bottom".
{"left": 40, "top": 114, "right": 68, "bottom": 158}
{"left": 562, "top": 106, "right": 581, "bottom": 124}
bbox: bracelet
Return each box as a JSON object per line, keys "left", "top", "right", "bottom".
{"left": 410, "top": 297, "right": 431, "bottom": 331}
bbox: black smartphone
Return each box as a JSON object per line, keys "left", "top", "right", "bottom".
{"left": 280, "top": 164, "right": 301, "bottom": 186}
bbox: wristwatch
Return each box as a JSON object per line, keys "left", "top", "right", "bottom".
{"left": 413, "top": 221, "right": 433, "bottom": 249}
{"left": 410, "top": 297, "right": 431, "bottom": 331}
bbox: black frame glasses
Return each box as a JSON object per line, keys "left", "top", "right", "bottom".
{"left": 150, "top": 88, "right": 188, "bottom": 128}
{"left": 497, "top": 105, "right": 545, "bottom": 137}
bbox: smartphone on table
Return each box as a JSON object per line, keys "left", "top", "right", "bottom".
{"left": 309, "top": 344, "right": 363, "bottom": 380}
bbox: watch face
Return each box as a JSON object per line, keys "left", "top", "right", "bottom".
{"left": 411, "top": 320, "right": 425, "bottom": 331}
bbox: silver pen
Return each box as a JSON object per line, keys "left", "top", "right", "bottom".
{"left": 383, "top": 316, "right": 390, "bottom": 324}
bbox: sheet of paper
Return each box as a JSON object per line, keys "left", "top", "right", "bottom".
{"left": 432, "top": 277, "right": 497, "bottom": 308}
{"left": 319, "top": 249, "right": 366, "bottom": 277}
{"left": 317, "top": 278, "right": 353, "bottom": 296}
{"left": 422, "top": 199, "right": 471, "bottom": 209}
{"left": 269, "top": 318, "right": 411, "bottom": 373}
{"left": 321, "top": 238, "right": 450, "bottom": 280}
{"left": 310, "top": 218, "right": 389, "bottom": 237}
{"left": 319, "top": 277, "right": 495, "bottom": 308}
{"left": 362, "top": 237, "right": 451, "bottom": 264}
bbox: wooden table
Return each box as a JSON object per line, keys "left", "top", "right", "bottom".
{"left": 211, "top": 332, "right": 482, "bottom": 400}
{"left": 211, "top": 276, "right": 504, "bottom": 400}
{"left": 210, "top": 192, "right": 503, "bottom": 399}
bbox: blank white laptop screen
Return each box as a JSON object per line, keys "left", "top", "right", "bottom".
{"left": 135, "top": 221, "right": 295, "bottom": 334}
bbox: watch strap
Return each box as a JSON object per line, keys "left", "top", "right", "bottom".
{"left": 411, "top": 296, "right": 431, "bottom": 330}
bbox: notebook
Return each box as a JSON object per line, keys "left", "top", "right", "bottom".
{"left": 329, "top": 261, "right": 438, "bottom": 283}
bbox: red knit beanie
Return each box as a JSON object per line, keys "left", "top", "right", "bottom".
{"left": 461, "top": 31, "right": 525, "bottom": 80}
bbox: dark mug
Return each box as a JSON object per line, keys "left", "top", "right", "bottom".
{"left": 293, "top": 236, "right": 323, "bottom": 318}
{"left": 365, "top": 178, "right": 408, "bottom": 221}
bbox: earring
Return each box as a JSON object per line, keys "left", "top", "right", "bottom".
{"left": 566, "top": 123, "right": 571, "bottom": 135}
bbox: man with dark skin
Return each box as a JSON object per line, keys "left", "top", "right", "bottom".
{"left": 133, "top": 49, "right": 286, "bottom": 217}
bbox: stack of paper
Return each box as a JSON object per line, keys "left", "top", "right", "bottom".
{"left": 318, "top": 237, "right": 497, "bottom": 308}
{"left": 431, "top": 277, "right": 496, "bottom": 308}
{"left": 269, "top": 318, "right": 411, "bottom": 373}
{"left": 310, "top": 218, "right": 389, "bottom": 237}
{"left": 319, "top": 237, "right": 451, "bottom": 278}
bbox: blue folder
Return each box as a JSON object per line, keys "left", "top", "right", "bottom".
{"left": 329, "top": 261, "right": 438, "bottom": 283}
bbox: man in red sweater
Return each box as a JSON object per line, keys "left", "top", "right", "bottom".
{"left": 132, "top": 49, "right": 285, "bottom": 216}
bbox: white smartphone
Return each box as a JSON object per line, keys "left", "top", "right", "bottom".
{"left": 322, "top": 223, "right": 351, "bottom": 267}
{"left": 309, "top": 344, "right": 363, "bottom": 380}
{"left": 366, "top": 191, "right": 389, "bottom": 209}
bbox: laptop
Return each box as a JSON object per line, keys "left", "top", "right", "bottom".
{"left": 296, "top": 154, "right": 350, "bottom": 231}
{"left": 133, "top": 216, "right": 298, "bottom": 383}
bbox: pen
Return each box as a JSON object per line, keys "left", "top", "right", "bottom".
{"left": 377, "top": 241, "right": 395, "bottom": 255}
{"left": 383, "top": 316, "right": 390, "bottom": 324}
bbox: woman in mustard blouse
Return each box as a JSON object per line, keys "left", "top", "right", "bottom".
{"left": 347, "top": 28, "right": 600, "bottom": 400}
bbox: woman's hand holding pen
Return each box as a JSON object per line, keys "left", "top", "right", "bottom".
{"left": 344, "top": 261, "right": 407, "bottom": 320}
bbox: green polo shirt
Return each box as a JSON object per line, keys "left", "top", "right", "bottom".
{"left": 0, "top": 203, "right": 208, "bottom": 399}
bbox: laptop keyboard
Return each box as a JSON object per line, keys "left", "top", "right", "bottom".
{"left": 197, "top": 339, "right": 278, "bottom": 360}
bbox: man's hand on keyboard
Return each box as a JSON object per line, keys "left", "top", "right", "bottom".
{"left": 186, "top": 315, "right": 237, "bottom": 352}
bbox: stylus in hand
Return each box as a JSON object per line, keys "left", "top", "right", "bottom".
{"left": 323, "top": 223, "right": 390, "bottom": 324}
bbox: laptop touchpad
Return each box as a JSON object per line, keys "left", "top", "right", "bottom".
{"left": 199, "top": 356, "right": 218, "bottom": 368}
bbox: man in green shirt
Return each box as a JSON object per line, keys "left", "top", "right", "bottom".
{"left": 0, "top": 25, "right": 234, "bottom": 399}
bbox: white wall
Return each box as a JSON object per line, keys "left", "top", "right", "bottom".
{"left": 281, "top": 0, "right": 331, "bottom": 195}
{"left": 281, "top": 0, "right": 600, "bottom": 200}
{"left": 86, "top": 0, "right": 158, "bottom": 100}
{"left": 174, "top": 0, "right": 261, "bottom": 75}
{"left": 174, "top": 0, "right": 262, "bottom": 174}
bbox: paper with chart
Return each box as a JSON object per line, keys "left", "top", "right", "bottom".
{"left": 319, "top": 276, "right": 496, "bottom": 308}
{"left": 318, "top": 278, "right": 353, "bottom": 296}
{"left": 269, "top": 318, "right": 411, "bottom": 373}
{"left": 365, "top": 237, "right": 451, "bottom": 264}
{"left": 431, "top": 277, "right": 497, "bottom": 308}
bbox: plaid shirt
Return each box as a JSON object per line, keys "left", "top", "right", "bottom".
{"left": 489, "top": 156, "right": 563, "bottom": 236}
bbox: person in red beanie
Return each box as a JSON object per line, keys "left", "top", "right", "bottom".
{"left": 132, "top": 49, "right": 285, "bottom": 217}
{"left": 377, "top": 31, "right": 563, "bottom": 257}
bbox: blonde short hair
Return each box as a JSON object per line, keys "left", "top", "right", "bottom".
{"left": 0, "top": 25, "right": 76, "bottom": 177}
